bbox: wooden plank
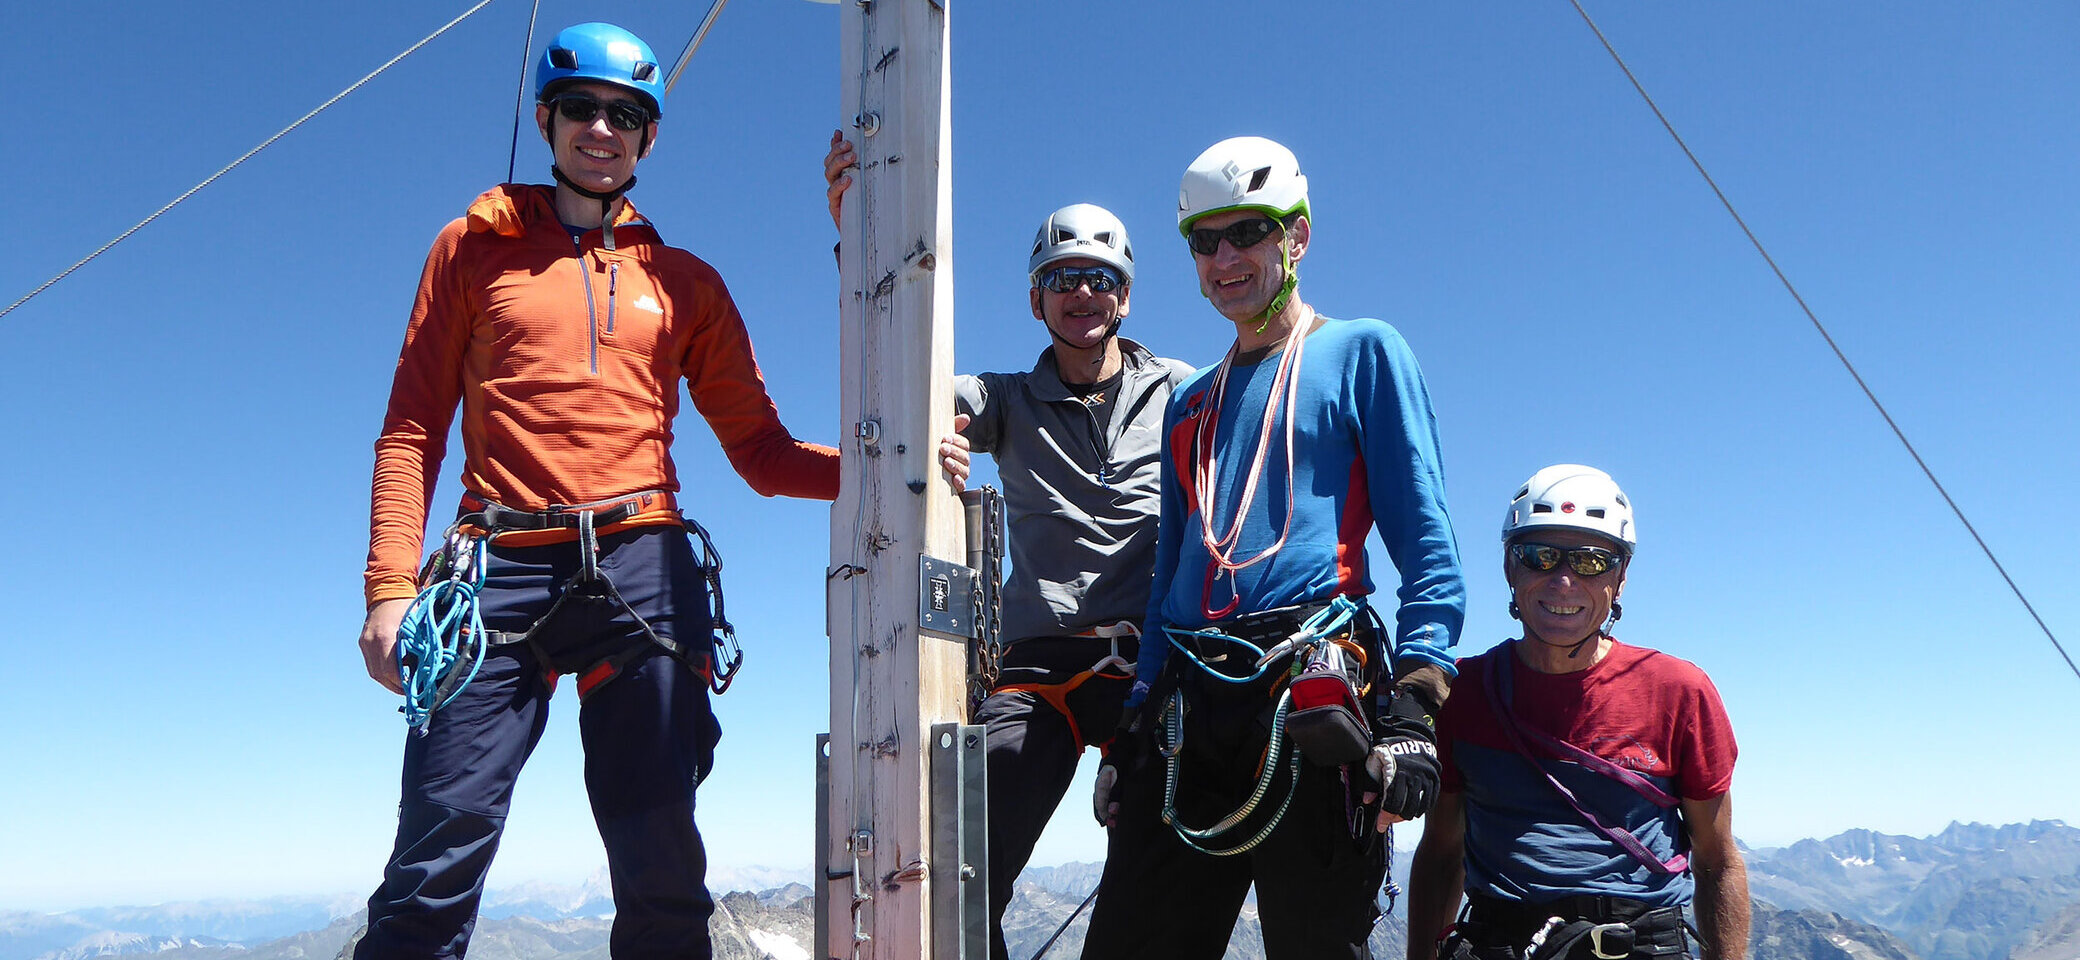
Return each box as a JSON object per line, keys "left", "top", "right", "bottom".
{"left": 824, "top": 0, "right": 965, "bottom": 957}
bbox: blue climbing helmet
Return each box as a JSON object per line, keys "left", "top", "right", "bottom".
{"left": 536, "top": 22, "right": 665, "bottom": 118}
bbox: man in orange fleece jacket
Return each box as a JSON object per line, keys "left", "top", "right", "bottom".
{"left": 353, "top": 23, "right": 837, "bottom": 960}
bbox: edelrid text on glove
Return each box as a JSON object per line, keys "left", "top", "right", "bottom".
{"left": 1367, "top": 684, "right": 1441, "bottom": 820}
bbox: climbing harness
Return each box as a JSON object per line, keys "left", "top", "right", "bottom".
{"left": 1162, "top": 596, "right": 1359, "bottom": 687}
{"left": 1190, "top": 308, "right": 1312, "bottom": 619}
{"left": 1154, "top": 596, "right": 1374, "bottom": 855}
{"left": 1442, "top": 893, "right": 1698, "bottom": 960}
{"left": 396, "top": 489, "right": 746, "bottom": 731}
{"left": 990, "top": 625, "right": 1138, "bottom": 746}
{"left": 397, "top": 528, "right": 491, "bottom": 736}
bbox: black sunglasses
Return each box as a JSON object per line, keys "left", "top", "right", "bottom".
{"left": 1186, "top": 217, "right": 1282, "bottom": 257}
{"left": 1510, "top": 542, "right": 1625, "bottom": 577}
{"left": 1037, "top": 264, "right": 1124, "bottom": 294}
{"left": 549, "top": 94, "right": 652, "bottom": 133}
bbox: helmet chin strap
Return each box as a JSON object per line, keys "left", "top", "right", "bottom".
{"left": 551, "top": 165, "right": 637, "bottom": 251}
{"left": 1042, "top": 303, "right": 1123, "bottom": 371}
{"left": 1248, "top": 241, "right": 1299, "bottom": 335}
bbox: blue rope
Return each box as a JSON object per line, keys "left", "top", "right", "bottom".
{"left": 1163, "top": 595, "right": 1361, "bottom": 684}
{"left": 397, "top": 536, "right": 489, "bottom": 735}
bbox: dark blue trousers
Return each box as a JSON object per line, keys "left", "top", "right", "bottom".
{"left": 358, "top": 527, "right": 721, "bottom": 960}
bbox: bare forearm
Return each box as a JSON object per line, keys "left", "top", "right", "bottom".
{"left": 1693, "top": 857, "right": 1750, "bottom": 960}
{"left": 1404, "top": 845, "right": 1463, "bottom": 960}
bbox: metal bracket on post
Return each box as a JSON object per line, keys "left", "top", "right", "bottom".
{"left": 814, "top": 733, "right": 834, "bottom": 960}
{"left": 929, "top": 722, "right": 989, "bottom": 959}
{"left": 918, "top": 554, "right": 978, "bottom": 636}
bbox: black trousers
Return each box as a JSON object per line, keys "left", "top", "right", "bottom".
{"left": 972, "top": 637, "right": 1135, "bottom": 960}
{"left": 1080, "top": 670, "right": 1386, "bottom": 960}
{"left": 357, "top": 527, "right": 720, "bottom": 960}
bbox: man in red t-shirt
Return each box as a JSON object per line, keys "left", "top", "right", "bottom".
{"left": 1405, "top": 465, "right": 1749, "bottom": 959}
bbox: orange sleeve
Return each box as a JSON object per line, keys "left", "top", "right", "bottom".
{"left": 680, "top": 269, "right": 840, "bottom": 501}
{"left": 363, "top": 221, "right": 474, "bottom": 607}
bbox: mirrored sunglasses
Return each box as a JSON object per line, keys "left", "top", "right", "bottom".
{"left": 1038, "top": 264, "right": 1124, "bottom": 294}
{"left": 1510, "top": 542, "right": 1625, "bottom": 577}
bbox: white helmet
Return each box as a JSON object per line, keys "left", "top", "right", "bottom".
{"left": 1502, "top": 464, "right": 1637, "bottom": 551}
{"left": 1177, "top": 136, "right": 1310, "bottom": 234}
{"left": 1029, "top": 203, "right": 1135, "bottom": 285}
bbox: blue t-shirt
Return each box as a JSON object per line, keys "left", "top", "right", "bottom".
{"left": 1134, "top": 317, "right": 1465, "bottom": 693}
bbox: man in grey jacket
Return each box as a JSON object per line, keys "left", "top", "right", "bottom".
{"left": 828, "top": 135, "right": 1190, "bottom": 958}
{"left": 942, "top": 204, "right": 1192, "bottom": 960}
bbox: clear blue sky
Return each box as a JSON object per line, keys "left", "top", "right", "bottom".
{"left": 2, "top": 0, "right": 2073, "bottom": 911}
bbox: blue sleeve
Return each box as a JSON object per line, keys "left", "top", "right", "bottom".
{"left": 1356, "top": 323, "right": 1465, "bottom": 679}
{"left": 1129, "top": 389, "right": 1190, "bottom": 706}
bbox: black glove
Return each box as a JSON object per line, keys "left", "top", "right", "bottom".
{"left": 1367, "top": 685, "right": 1441, "bottom": 820}
{"left": 1093, "top": 704, "right": 1147, "bottom": 826}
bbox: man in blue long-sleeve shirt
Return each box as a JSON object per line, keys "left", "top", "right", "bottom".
{"left": 1081, "top": 136, "right": 1467, "bottom": 960}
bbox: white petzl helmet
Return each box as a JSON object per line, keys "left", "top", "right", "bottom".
{"left": 1502, "top": 464, "right": 1637, "bottom": 551}
{"left": 1029, "top": 203, "right": 1136, "bottom": 284}
{"left": 1177, "top": 136, "right": 1310, "bottom": 234}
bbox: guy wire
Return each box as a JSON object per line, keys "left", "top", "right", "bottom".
{"left": 1564, "top": 0, "right": 2077, "bottom": 684}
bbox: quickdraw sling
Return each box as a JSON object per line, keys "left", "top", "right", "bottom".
{"left": 1154, "top": 596, "right": 1370, "bottom": 855}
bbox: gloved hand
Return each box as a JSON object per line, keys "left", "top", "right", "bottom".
{"left": 1367, "top": 685, "right": 1441, "bottom": 826}
{"left": 1093, "top": 706, "right": 1145, "bottom": 827}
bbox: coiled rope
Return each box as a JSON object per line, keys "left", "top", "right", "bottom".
{"left": 397, "top": 533, "right": 490, "bottom": 735}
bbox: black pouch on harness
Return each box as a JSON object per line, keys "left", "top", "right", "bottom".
{"left": 1283, "top": 602, "right": 1380, "bottom": 767}
{"left": 1285, "top": 636, "right": 1372, "bottom": 766}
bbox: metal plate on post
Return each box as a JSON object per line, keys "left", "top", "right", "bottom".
{"left": 956, "top": 724, "right": 988, "bottom": 953}
{"left": 929, "top": 722, "right": 989, "bottom": 959}
{"left": 814, "top": 734, "right": 832, "bottom": 960}
{"left": 918, "top": 554, "right": 978, "bottom": 636}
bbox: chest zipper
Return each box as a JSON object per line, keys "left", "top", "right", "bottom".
{"left": 571, "top": 235, "right": 600, "bottom": 375}
{"left": 606, "top": 262, "right": 619, "bottom": 335}
{"left": 1088, "top": 378, "right": 1160, "bottom": 488}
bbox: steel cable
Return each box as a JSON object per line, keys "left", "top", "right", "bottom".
{"left": 1567, "top": 0, "right": 2077, "bottom": 683}
{"left": 0, "top": 0, "right": 501, "bottom": 322}
{"left": 504, "top": 0, "right": 544, "bottom": 184}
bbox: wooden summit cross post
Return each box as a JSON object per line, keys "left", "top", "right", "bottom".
{"left": 818, "top": 0, "right": 986, "bottom": 958}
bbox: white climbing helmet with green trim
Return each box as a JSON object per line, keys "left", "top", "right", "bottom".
{"left": 1177, "top": 136, "right": 1310, "bottom": 234}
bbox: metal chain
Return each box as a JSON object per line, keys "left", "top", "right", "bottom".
{"left": 967, "top": 485, "right": 1006, "bottom": 707}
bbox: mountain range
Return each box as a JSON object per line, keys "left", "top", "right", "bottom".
{"left": 5, "top": 820, "right": 2076, "bottom": 960}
